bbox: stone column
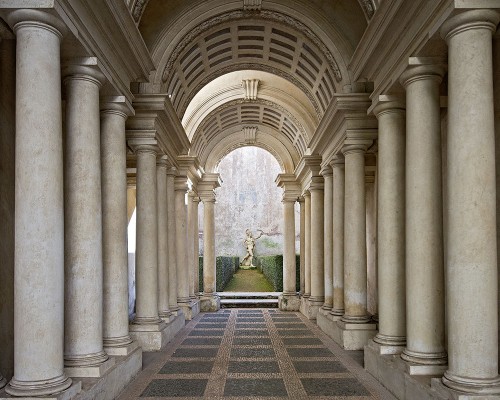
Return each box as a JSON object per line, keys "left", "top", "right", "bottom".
{"left": 166, "top": 168, "right": 180, "bottom": 313}
{"left": 321, "top": 167, "right": 333, "bottom": 311}
{"left": 63, "top": 64, "right": 111, "bottom": 376}
{"left": 101, "top": 99, "right": 135, "bottom": 355}
{"left": 309, "top": 176, "right": 325, "bottom": 317}
{"left": 5, "top": 9, "right": 74, "bottom": 397}
{"left": 175, "top": 177, "right": 190, "bottom": 309}
{"left": 282, "top": 198, "right": 297, "bottom": 296}
{"left": 400, "top": 63, "right": 447, "bottom": 369}
{"left": 330, "top": 156, "right": 345, "bottom": 317}
{"left": 365, "top": 161, "right": 377, "bottom": 319}
{"left": 131, "top": 146, "right": 163, "bottom": 326}
{"left": 299, "top": 197, "right": 305, "bottom": 295}
{"left": 156, "top": 157, "right": 171, "bottom": 319}
{"left": 187, "top": 190, "right": 198, "bottom": 299}
{"left": 341, "top": 143, "right": 371, "bottom": 323}
{"left": 303, "top": 191, "right": 312, "bottom": 298}
{"left": 440, "top": 10, "right": 500, "bottom": 394}
{"left": 372, "top": 100, "right": 406, "bottom": 351}
{"left": 200, "top": 190, "right": 220, "bottom": 311}
{"left": 193, "top": 196, "right": 200, "bottom": 296}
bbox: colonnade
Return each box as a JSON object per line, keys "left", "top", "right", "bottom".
{"left": 0, "top": 8, "right": 219, "bottom": 399}
{"left": 312, "top": 9, "right": 500, "bottom": 398}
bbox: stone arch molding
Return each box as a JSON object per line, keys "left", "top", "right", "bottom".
{"left": 202, "top": 126, "right": 298, "bottom": 174}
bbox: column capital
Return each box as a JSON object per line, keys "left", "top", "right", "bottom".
{"left": 7, "top": 9, "right": 67, "bottom": 37}
{"left": 101, "top": 96, "right": 134, "bottom": 118}
{"left": 156, "top": 155, "right": 169, "bottom": 168}
{"left": 400, "top": 62, "right": 446, "bottom": 88}
{"left": 440, "top": 9, "right": 500, "bottom": 42}
{"left": 372, "top": 95, "right": 406, "bottom": 118}
{"left": 330, "top": 154, "right": 345, "bottom": 168}
{"left": 62, "top": 62, "right": 106, "bottom": 88}
{"left": 133, "top": 144, "right": 158, "bottom": 156}
{"left": 276, "top": 173, "right": 300, "bottom": 201}
{"left": 174, "top": 175, "right": 189, "bottom": 192}
{"left": 342, "top": 142, "right": 371, "bottom": 156}
{"left": 309, "top": 176, "right": 324, "bottom": 192}
{"left": 320, "top": 165, "right": 333, "bottom": 178}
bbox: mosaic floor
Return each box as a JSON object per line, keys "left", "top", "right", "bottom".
{"left": 117, "top": 309, "right": 395, "bottom": 399}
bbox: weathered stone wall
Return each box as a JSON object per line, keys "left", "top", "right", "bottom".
{"left": 199, "top": 147, "right": 299, "bottom": 258}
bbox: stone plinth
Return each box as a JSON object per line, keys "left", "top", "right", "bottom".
{"left": 129, "top": 313, "right": 184, "bottom": 351}
{"left": 316, "top": 308, "right": 341, "bottom": 337}
{"left": 299, "top": 297, "right": 322, "bottom": 320}
{"left": 365, "top": 340, "right": 451, "bottom": 400}
{"left": 278, "top": 294, "right": 300, "bottom": 311}
{"left": 200, "top": 294, "right": 220, "bottom": 312}
{"left": 0, "top": 383, "right": 81, "bottom": 400}
{"left": 331, "top": 319, "right": 377, "bottom": 350}
{"left": 179, "top": 299, "right": 200, "bottom": 321}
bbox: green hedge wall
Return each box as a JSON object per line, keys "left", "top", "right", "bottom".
{"left": 256, "top": 255, "right": 301, "bottom": 292}
{"left": 198, "top": 256, "right": 239, "bottom": 292}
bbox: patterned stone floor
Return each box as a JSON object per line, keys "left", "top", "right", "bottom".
{"left": 117, "top": 309, "right": 396, "bottom": 399}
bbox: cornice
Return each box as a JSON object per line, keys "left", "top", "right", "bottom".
{"left": 349, "top": 0, "right": 453, "bottom": 101}
{"left": 126, "top": 94, "right": 190, "bottom": 162}
{"left": 309, "top": 93, "right": 376, "bottom": 165}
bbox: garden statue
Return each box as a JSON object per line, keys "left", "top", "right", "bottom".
{"left": 240, "top": 228, "right": 263, "bottom": 268}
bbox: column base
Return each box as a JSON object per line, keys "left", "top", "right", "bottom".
{"left": 179, "top": 299, "right": 200, "bottom": 320}
{"left": 364, "top": 339, "right": 448, "bottom": 400}
{"left": 65, "top": 357, "right": 115, "bottom": 378}
{"left": 104, "top": 340, "right": 139, "bottom": 357}
{"left": 373, "top": 333, "right": 406, "bottom": 354}
{"left": 278, "top": 294, "right": 300, "bottom": 311}
{"left": 200, "top": 294, "right": 220, "bottom": 312}
{"left": 401, "top": 349, "right": 448, "bottom": 372}
{"left": 331, "top": 319, "right": 377, "bottom": 350}
{"left": 1, "top": 381, "right": 81, "bottom": 400}
{"left": 437, "top": 372, "right": 500, "bottom": 398}
{"left": 130, "top": 314, "right": 185, "bottom": 351}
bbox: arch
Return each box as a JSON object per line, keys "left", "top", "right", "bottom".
{"left": 183, "top": 70, "right": 318, "bottom": 140}
{"left": 202, "top": 126, "right": 298, "bottom": 174}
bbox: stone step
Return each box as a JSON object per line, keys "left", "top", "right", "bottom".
{"left": 218, "top": 291, "right": 281, "bottom": 298}
{"left": 220, "top": 298, "right": 279, "bottom": 308}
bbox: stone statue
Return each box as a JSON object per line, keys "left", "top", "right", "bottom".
{"left": 240, "top": 228, "right": 263, "bottom": 268}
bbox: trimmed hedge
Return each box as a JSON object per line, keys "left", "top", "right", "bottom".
{"left": 198, "top": 256, "right": 239, "bottom": 292}
{"left": 256, "top": 255, "right": 301, "bottom": 292}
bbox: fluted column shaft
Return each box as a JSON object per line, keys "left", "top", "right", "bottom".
{"left": 101, "top": 101, "right": 133, "bottom": 352}
{"left": 331, "top": 158, "right": 345, "bottom": 316}
{"left": 400, "top": 64, "right": 446, "bottom": 365}
{"left": 373, "top": 101, "right": 406, "bottom": 348}
{"left": 440, "top": 10, "right": 500, "bottom": 394}
{"left": 175, "top": 178, "right": 190, "bottom": 304}
{"left": 6, "top": 9, "right": 72, "bottom": 397}
{"left": 282, "top": 199, "right": 297, "bottom": 295}
{"left": 166, "top": 169, "right": 180, "bottom": 311}
{"left": 304, "top": 192, "right": 311, "bottom": 297}
{"left": 342, "top": 144, "right": 370, "bottom": 322}
{"left": 309, "top": 179, "right": 325, "bottom": 304}
{"left": 299, "top": 198, "right": 305, "bottom": 295}
{"left": 63, "top": 65, "right": 108, "bottom": 369}
{"left": 322, "top": 169, "right": 333, "bottom": 309}
{"left": 157, "top": 158, "right": 171, "bottom": 318}
{"left": 133, "top": 146, "right": 161, "bottom": 324}
{"left": 203, "top": 198, "right": 216, "bottom": 294}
